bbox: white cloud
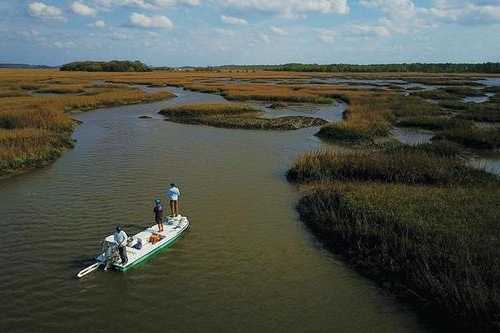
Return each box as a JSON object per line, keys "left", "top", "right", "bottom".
{"left": 110, "top": 31, "right": 130, "bottom": 40}
{"left": 318, "top": 29, "right": 336, "bottom": 43}
{"left": 361, "top": 0, "right": 500, "bottom": 28}
{"left": 318, "top": 22, "right": 391, "bottom": 43}
{"left": 154, "top": 0, "right": 200, "bottom": 6}
{"left": 427, "top": 1, "right": 500, "bottom": 24}
{"left": 359, "top": 0, "right": 430, "bottom": 35}
{"left": 71, "top": 2, "right": 97, "bottom": 16}
{"left": 221, "top": 15, "right": 248, "bottom": 25}
{"left": 259, "top": 33, "right": 271, "bottom": 43}
{"left": 53, "top": 41, "right": 76, "bottom": 49}
{"left": 17, "top": 29, "right": 47, "bottom": 44}
{"left": 28, "top": 2, "right": 65, "bottom": 20}
{"left": 360, "top": 0, "right": 418, "bottom": 19}
{"left": 270, "top": 26, "right": 287, "bottom": 35}
{"left": 129, "top": 12, "right": 174, "bottom": 29}
{"left": 93, "top": 0, "right": 200, "bottom": 10}
{"left": 348, "top": 24, "right": 391, "bottom": 37}
{"left": 214, "top": 28, "right": 235, "bottom": 36}
{"left": 218, "top": 0, "right": 349, "bottom": 17}
{"left": 92, "top": 20, "right": 106, "bottom": 28}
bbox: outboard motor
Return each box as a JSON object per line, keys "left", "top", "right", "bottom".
{"left": 101, "top": 241, "right": 120, "bottom": 270}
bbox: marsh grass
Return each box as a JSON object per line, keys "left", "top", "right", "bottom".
{"left": 222, "top": 87, "right": 333, "bottom": 104}
{"left": 413, "top": 90, "right": 458, "bottom": 100}
{"left": 396, "top": 116, "right": 472, "bottom": 131}
{"left": 181, "top": 82, "right": 338, "bottom": 104}
{"left": 406, "top": 78, "right": 484, "bottom": 86}
{"left": 381, "top": 140, "right": 463, "bottom": 157}
{"left": 160, "top": 103, "right": 259, "bottom": 117}
{"left": 311, "top": 89, "right": 396, "bottom": 142}
{"left": 390, "top": 96, "right": 445, "bottom": 117}
{"left": 0, "top": 69, "right": 175, "bottom": 176}
{"left": 439, "top": 101, "right": 500, "bottom": 122}
{"left": 0, "top": 90, "right": 28, "bottom": 98}
{"left": 443, "top": 86, "right": 485, "bottom": 97}
{"left": 0, "top": 109, "right": 74, "bottom": 131}
{"left": 435, "top": 126, "right": 500, "bottom": 149}
{"left": 0, "top": 128, "right": 73, "bottom": 176}
{"left": 159, "top": 103, "right": 326, "bottom": 130}
{"left": 483, "top": 86, "right": 500, "bottom": 94}
{"left": 296, "top": 183, "right": 500, "bottom": 328}
{"left": 315, "top": 94, "right": 441, "bottom": 143}
{"left": 438, "top": 99, "right": 470, "bottom": 110}
{"left": 287, "top": 146, "right": 497, "bottom": 185}
{"left": 0, "top": 90, "right": 173, "bottom": 115}
{"left": 456, "top": 108, "right": 500, "bottom": 123}
{"left": 35, "top": 84, "right": 86, "bottom": 94}
{"left": 19, "top": 84, "right": 44, "bottom": 90}
{"left": 317, "top": 120, "right": 390, "bottom": 142}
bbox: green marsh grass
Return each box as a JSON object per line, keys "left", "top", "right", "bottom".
{"left": 287, "top": 146, "right": 497, "bottom": 185}
{"left": 296, "top": 183, "right": 500, "bottom": 328}
{"left": 435, "top": 126, "right": 500, "bottom": 149}
{"left": 390, "top": 96, "right": 445, "bottom": 117}
{"left": 396, "top": 116, "right": 472, "bottom": 131}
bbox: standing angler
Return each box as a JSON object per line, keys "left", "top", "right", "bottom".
{"left": 154, "top": 199, "right": 164, "bottom": 232}
{"left": 113, "top": 226, "right": 128, "bottom": 265}
{"left": 167, "top": 183, "right": 181, "bottom": 218}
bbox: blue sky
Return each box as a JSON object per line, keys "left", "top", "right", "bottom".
{"left": 1, "top": 0, "right": 499, "bottom": 66}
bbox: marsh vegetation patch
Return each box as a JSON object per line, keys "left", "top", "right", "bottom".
{"left": 159, "top": 103, "right": 327, "bottom": 130}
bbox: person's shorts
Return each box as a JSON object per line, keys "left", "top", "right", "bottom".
{"left": 155, "top": 216, "right": 163, "bottom": 223}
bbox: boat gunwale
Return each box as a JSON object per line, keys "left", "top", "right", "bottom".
{"left": 113, "top": 221, "right": 190, "bottom": 272}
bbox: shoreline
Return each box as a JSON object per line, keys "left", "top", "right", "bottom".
{"left": 286, "top": 163, "right": 500, "bottom": 331}
{"left": 0, "top": 92, "right": 175, "bottom": 179}
{"left": 293, "top": 195, "right": 494, "bottom": 333}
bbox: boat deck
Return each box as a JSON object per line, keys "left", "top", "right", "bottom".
{"left": 104, "top": 216, "right": 189, "bottom": 271}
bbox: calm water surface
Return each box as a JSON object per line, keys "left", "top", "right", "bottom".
{"left": 391, "top": 127, "right": 433, "bottom": 145}
{"left": 0, "top": 88, "right": 437, "bottom": 333}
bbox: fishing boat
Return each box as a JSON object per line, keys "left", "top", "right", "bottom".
{"left": 77, "top": 215, "right": 189, "bottom": 278}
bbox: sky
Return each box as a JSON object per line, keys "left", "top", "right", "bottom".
{"left": 0, "top": 0, "right": 500, "bottom": 66}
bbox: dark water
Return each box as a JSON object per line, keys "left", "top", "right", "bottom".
{"left": 469, "top": 152, "right": 500, "bottom": 175}
{"left": 477, "top": 78, "right": 500, "bottom": 87}
{"left": 0, "top": 88, "right": 436, "bottom": 333}
{"left": 462, "top": 93, "right": 494, "bottom": 104}
{"left": 391, "top": 127, "right": 433, "bottom": 145}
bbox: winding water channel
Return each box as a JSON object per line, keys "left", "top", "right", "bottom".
{"left": 1, "top": 87, "right": 443, "bottom": 332}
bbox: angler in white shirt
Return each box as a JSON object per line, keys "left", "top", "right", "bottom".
{"left": 113, "top": 226, "right": 128, "bottom": 265}
{"left": 167, "top": 183, "right": 181, "bottom": 218}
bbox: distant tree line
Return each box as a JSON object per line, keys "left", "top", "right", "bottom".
{"left": 195, "top": 63, "right": 500, "bottom": 73}
{"left": 60, "top": 60, "right": 151, "bottom": 72}
{"left": 59, "top": 61, "right": 500, "bottom": 73}
{"left": 0, "top": 63, "right": 55, "bottom": 69}
{"left": 267, "top": 63, "right": 500, "bottom": 73}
